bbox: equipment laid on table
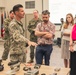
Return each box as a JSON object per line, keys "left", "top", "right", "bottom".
{"left": 24, "top": 68, "right": 39, "bottom": 75}
{"left": 34, "top": 64, "right": 41, "bottom": 69}
{"left": 0, "top": 59, "right": 4, "bottom": 71}
{"left": 23, "top": 64, "right": 40, "bottom": 75}
{"left": 23, "top": 67, "right": 29, "bottom": 71}
{"left": 6, "top": 60, "right": 20, "bottom": 75}
{"left": 54, "top": 68, "right": 61, "bottom": 72}
{"left": 0, "top": 61, "right": 70, "bottom": 75}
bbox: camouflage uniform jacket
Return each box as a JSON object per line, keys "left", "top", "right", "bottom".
{"left": 3, "top": 18, "right": 12, "bottom": 40}
{"left": 28, "top": 18, "right": 42, "bottom": 42}
{"left": 9, "top": 19, "right": 28, "bottom": 55}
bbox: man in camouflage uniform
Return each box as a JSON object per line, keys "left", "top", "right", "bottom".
{"left": 2, "top": 10, "right": 14, "bottom": 60}
{"left": 28, "top": 10, "right": 42, "bottom": 63}
{"left": 8, "top": 4, "right": 37, "bottom": 64}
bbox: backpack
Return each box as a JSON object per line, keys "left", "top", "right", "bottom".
{"left": 72, "top": 24, "right": 76, "bottom": 40}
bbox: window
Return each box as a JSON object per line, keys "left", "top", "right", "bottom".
{"left": 25, "top": 1, "right": 35, "bottom": 9}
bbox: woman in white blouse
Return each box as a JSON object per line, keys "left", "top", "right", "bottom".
{"left": 61, "top": 13, "right": 74, "bottom": 68}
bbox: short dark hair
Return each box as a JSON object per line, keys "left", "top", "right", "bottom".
{"left": 9, "top": 10, "right": 13, "bottom": 13}
{"left": 13, "top": 4, "right": 23, "bottom": 14}
{"left": 42, "top": 10, "right": 50, "bottom": 16}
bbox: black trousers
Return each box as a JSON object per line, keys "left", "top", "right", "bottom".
{"left": 70, "top": 51, "right": 76, "bottom": 75}
{"left": 35, "top": 44, "right": 53, "bottom": 65}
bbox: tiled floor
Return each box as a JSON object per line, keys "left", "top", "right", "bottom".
{"left": 0, "top": 42, "right": 64, "bottom": 68}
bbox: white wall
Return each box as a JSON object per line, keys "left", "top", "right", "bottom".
{"left": 0, "top": 0, "right": 6, "bottom": 7}
{"left": 5, "top": 0, "right": 49, "bottom": 14}
{"left": 5, "top": 0, "right": 25, "bottom": 12}
{"left": 43, "top": 0, "right": 49, "bottom": 10}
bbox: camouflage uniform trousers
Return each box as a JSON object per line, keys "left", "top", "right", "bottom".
{"left": 30, "top": 46, "right": 35, "bottom": 61}
{"left": 10, "top": 51, "right": 26, "bottom": 63}
{"left": 9, "top": 53, "right": 26, "bottom": 71}
{"left": 2, "top": 39, "right": 10, "bottom": 60}
{"left": 30, "top": 36, "right": 37, "bottom": 61}
{"left": 10, "top": 54, "right": 26, "bottom": 63}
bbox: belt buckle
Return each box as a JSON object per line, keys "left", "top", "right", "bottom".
{"left": 40, "top": 43, "right": 45, "bottom": 46}
{"left": 40, "top": 44, "right": 43, "bottom": 46}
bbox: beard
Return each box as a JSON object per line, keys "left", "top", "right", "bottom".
{"left": 43, "top": 20, "right": 48, "bottom": 23}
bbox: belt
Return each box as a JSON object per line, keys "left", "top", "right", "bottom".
{"left": 38, "top": 44, "right": 52, "bottom": 46}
